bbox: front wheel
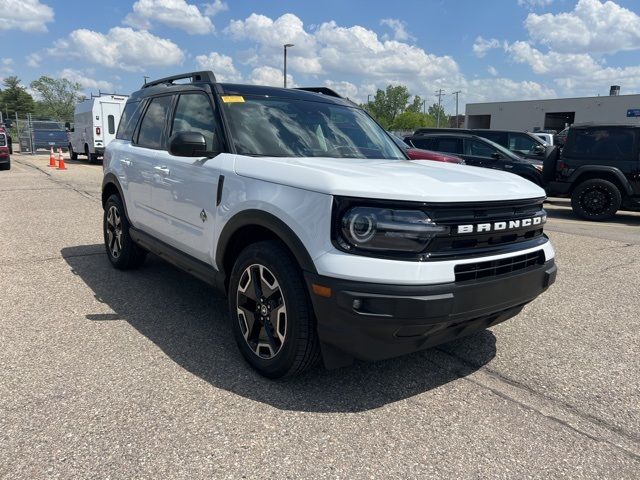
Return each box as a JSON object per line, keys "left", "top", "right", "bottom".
{"left": 228, "top": 241, "right": 321, "bottom": 378}
{"left": 103, "top": 194, "right": 147, "bottom": 269}
{"left": 571, "top": 179, "right": 621, "bottom": 221}
{"left": 69, "top": 144, "right": 78, "bottom": 160}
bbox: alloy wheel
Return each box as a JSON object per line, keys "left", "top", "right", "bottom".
{"left": 236, "top": 264, "right": 287, "bottom": 359}
{"left": 581, "top": 187, "right": 610, "bottom": 215}
{"left": 106, "top": 205, "right": 123, "bottom": 259}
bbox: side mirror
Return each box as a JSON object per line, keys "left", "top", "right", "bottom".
{"left": 169, "top": 131, "right": 207, "bottom": 157}
{"left": 534, "top": 144, "right": 546, "bottom": 154}
{"left": 491, "top": 152, "right": 503, "bottom": 160}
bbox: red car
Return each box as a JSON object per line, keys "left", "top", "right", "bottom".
{"left": 0, "top": 131, "right": 10, "bottom": 171}
{"left": 389, "top": 133, "right": 465, "bottom": 164}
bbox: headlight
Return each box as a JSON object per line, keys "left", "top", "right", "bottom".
{"left": 337, "top": 206, "right": 448, "bottom": 254}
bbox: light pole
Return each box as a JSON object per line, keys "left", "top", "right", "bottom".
{"left": 283, "top": 44, "right": 294, "bottom": 88}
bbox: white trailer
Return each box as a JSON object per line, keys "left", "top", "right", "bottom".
{"left": 69, "top": 94, "right": 128, "bottom": 162}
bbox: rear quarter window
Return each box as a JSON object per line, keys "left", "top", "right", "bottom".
{"left": 565, "top": 128, "right": 637, "bottom": 161}
{"left": 116, "top": 101, "right": 142, "bottom": 141}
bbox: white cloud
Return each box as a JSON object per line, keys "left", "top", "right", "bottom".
{"left": 472, "top": 37, "right": 503, "bottom": 58}
{"left": 506, "top": 41, "right": 602, "bottom": 76}
{"left": 124, "top": 0, "right": 214, "bottom": 34}
{"left": 249, "top": 66, "right": 293, "bottom": 88}
{"left": 26, "top": 53, "right": 41, "bottom": 68}
{"left": 50, "top": 27, "right": 184, "bottom": 71}
{"left": 323, "top": 80, "right": 360, "bottom": 101}
{"left": 518, "top": 0, "right": 553, "bottom": 9}
{"left": 487, "top": 66, "right": 499, "bottom": 76}
{"left": 195, "top": 52, "right": 242, "bottom": 82}
{"left": 58, "top": 68, "right": 115, "bottom": 92}
{"left": 0, "top": 58, "right": 13, "bottom": 75}
{"left": 380, "top": 18, "right": 414, "bottom": 42}
{"left": 204, "top": 0, "right": 228, "bottom": 17}
{"left": 0, "top": 0, "right": 53, "bottom": 33}
{"left": 525, "top": 0, "right": 640, "bottom": 54}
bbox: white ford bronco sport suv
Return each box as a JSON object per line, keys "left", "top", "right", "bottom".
{"left": 102, "top": 71, "right": 557, "bottom": 378}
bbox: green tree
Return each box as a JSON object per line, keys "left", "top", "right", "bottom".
{"left": 30, "top": 76, "right": 84, "bottom": 122}
{"left": 405, "top": 95, "right": 425, "bottom": 114}
{"left": 366, "top": 85, "right": 412, "bottom": 128}
{"left": 427, "top": 103, "right": 448, "bottom": 127}
{"left": 390, "top": 111, "right": 437, "bottom": 130}
{"left": 0, "top": 76, "right": 35, "bottom": 117}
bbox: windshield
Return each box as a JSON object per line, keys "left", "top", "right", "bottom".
{"left": 221, "top": 95, "right": 405, "bottom": 160}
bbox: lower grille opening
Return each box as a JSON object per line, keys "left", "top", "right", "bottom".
{"left": 455, "top": 250, "right": 545, "bottom": 282}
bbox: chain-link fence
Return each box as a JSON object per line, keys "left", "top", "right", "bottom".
{"left": 0, "top": 112, "right": 70, "bottom": 154}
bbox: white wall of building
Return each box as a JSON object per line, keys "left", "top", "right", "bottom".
{"left": 465, "top": 94, "right": 640, "bottom": 131}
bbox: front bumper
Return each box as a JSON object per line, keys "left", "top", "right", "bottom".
{"left": 305, "top": 259, "right": 556, "bottom": 368}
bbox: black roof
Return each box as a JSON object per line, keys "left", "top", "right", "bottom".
{"left": 407, "top": 132, "right": 479, "bottom": 139}
{"left": 129, "top": 71, "right": 353, "bottom": 107}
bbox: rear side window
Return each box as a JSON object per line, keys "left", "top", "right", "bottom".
{"left": 434, "top": 137, "right": 462, "bottom": 154}
{"left": 565, "top": 128, "right": 637, "bottom": 161}
{"left": 137, "top": 96, "right": 173, "bottom": 149}
{"left": 116, "top": 101, "right": 142, "bottom": 140}
{"left": 108, "top": 115, "right": 115, "bottom": 135}
{"left": 409, "top": 137, "right": 436, "bottom": 150}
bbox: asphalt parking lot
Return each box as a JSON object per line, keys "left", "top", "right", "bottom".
{"left": 1, "top": 153, "right": 639, "bottom": 479}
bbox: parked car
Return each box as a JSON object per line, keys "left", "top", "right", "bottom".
{"left": 19, "top": 121, "right": 68, "bottom": 152}
{"left": 413, "top": 128, "right": 549, "bottom": 161}
{"left": 405, "top": 132, "right": 544, "bottom": 186}
{"left": 389, "top": 133, "right": 465, "bottom": 164}
{"left": 69, "top": 93, "right": 129, "bottom": 163}
{"left": 102, "top": 70, "right": 556, "bottom": 378}
{"left": 544, "top": 124, "right": 640, "bottom": 220}
{"left": 0, "top": 131, "right": 10, "bottom": 170}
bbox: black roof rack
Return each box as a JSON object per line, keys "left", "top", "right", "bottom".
{"left": 294, "top": 87, "right": 343, "bottom": 98}
{"left": 142, "top": 71, "right": 217, "bottom": 89}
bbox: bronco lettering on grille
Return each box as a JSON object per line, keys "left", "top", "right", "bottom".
{"left": 457, "top": 215, "right": 546, "bottom": 234}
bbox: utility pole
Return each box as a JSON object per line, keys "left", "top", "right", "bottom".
{"left": 283, "top": 43, "right": 294, "bottom": 88}
{"left": 143, "top": 76, "right": 150, "bottom": 85}
{"left": 451, "top": 91, "right": 461, "bottom": 128}
{"left": 435, "top": 89, "right": 445, "bottom": 128}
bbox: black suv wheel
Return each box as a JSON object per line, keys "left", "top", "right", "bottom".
{"left": 571, "top": 179, "right": 621, "bottom": 221}
{"left": 103, "top": 194, "right": 147, "bottom": 269}
{"left": 228, "top": 240, "right": 320, "bottom": 378}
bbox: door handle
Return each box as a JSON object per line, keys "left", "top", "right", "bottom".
{"left": 154, "top": 166, "right": 170, "bottom": 176}
{"left": 120, "top": 159, "right": 132, "bottom": 167}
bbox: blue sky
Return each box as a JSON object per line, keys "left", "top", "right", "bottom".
{"left": 1, "top": 0, "right": 640, "bottom": 112}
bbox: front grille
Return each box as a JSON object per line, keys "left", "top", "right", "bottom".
{"left": 454, "top": 250, "right": 545, "bottom": 282}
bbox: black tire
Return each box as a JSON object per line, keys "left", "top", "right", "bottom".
{"left": 228, "top": 240, "right": 321, "bottom": 378}
{"left": 571, "top": 179, "right": 622, "bottom": 221}
{"left": 0, "top": 160, "right": 9, "bottom": 171}
{"left": 103, "top": 194, "right": 147, "bottom": 269}
{"left": 69, "top": 144, "right": 78, "bottom": 160}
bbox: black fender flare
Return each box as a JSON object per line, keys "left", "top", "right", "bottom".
{"left": 216, "top": 209, "right": 317, "bottom": 274}
{"left": 568, "top": 166, "right": 633, "bottom": 196}
{"left": 101, "top": 173, "right": 131, "bottom": 219}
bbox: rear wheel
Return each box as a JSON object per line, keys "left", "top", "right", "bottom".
{"left": 69, "top": 144, "right": 78, "bottom": 160}
{"left": 228, "top": 241, "right": 321, "bottom": 378}
{"left": 103, "top": 194, "right": 147, "bottom": 269}
{"left": 571, "top": 179, "right": 621, "bottom": 221}
{"left": 0, "top": 160, "right": 9, "bottom": 171}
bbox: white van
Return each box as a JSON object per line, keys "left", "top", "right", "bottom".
{"left": 69, "top": 94, "right": 128, "bottom": 163}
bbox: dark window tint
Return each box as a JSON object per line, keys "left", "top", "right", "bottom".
{"left": 566, "top": 128, "right": 636, "bottom": 161}
{"left": 508, "top": 133, "right": 540, "bottom": 154}
{"left": 409, "top": 137, "right": 436, "bottom": 150}
{"left": 116, "top": 101, "right": 142, "bottom": 140}
{"left": 108, "top": 115, "right": 115, "bottom": 135}
{"left": 137, "top": 96, "right": 172, "bottom": 149}
{"left": 466, "top": 139, "right": 497, "bottom": 157}
{"left": 171, "top": 94, "right": 219, "bottom": 151}
{"left": 478, "top": 131, "right": 507, "bottom": 146}
{"left": 434, "top": 137, "right": 462, "bottom": 154}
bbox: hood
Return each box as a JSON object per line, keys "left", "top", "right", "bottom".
{"left": 233, "top": 155, "right": 545, "bottom": 203}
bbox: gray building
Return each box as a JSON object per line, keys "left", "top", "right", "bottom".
{"left": 465, "top": 87, "right": 640, "bottom": 131}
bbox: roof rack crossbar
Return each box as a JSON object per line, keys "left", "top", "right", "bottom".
{"left": 294, "top": 87, "right": 343, "bottom": 98}
{"left": 142, "top": 71, "right": 217, "bottom": 89}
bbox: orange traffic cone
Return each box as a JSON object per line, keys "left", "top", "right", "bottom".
{"left": 57, "top": 148, "right": 67, "bottom": 170}
{"left": 48, "top": 147, "right": 56, "bottom": 167}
